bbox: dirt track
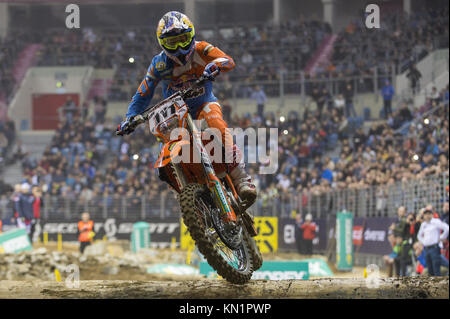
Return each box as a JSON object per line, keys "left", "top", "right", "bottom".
{"left": 1, "top": 277, "right": 448, "bottom": 299}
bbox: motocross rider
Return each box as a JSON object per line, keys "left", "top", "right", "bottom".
{"left": 116, "top": 11, "right": 257, "bottom": 205}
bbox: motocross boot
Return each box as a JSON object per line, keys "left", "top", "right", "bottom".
{"left": 230, "top": 164, "right": 257, "bottom": 206}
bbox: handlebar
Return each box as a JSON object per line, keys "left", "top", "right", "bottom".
{"left": 116, "top": 70, "right": 219, "bottom": 136}
{"left": 182, "top": 69, "right": 219, "bottom": 97}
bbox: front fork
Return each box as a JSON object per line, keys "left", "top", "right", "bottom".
{"left": 187, "top": 115, "right": 237, "bottom": 223}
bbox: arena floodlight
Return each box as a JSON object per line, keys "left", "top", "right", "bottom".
{"left": 129, "top": 57, "right": 135, "bottom": 63}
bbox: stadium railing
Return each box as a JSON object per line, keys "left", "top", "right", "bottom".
{"left": 22, "top": 172, "right": 447, "bottom": 222}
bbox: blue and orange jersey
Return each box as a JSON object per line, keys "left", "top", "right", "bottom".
{"left": 126, "top": 41, "right": 235, "bottom": 119}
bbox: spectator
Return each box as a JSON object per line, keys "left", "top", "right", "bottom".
{"left": 30, "top": 186, "right": 44, "bottom": 243}
{"left": 93, "top": 96, "right": 107, "bottom": 124}
{"left": 413, "top": 241, "right": 427, "bottom": 275}
{"left": 343, "top": 82, "right": 357, "bottom": 118}
{"left": 381, "top": 80, "right": 395, "bottom": 119}
{"left": 442, "top": 201, "right": 449, "bottom": 226}
{"left": 221, "top": 98, "right": 232, "bottom": 123}
{"left": 59, "top": 97, "right": 78, "bottom": 124}
{"left": 313, "top": 87, "right": 328, "bottom": 120}
{"left": 77, "top": 212, "right": 94, "bottom": 254}
{"left": 250, "top": 85, "right": 267, "bottom": 118}
{"left": 333, "top": 94, "right": 345, "bottom": 117}
{"left": 425, "top": 137, "right": 440, "bottom": 157}
{"left": 393, "top": 232, "right": 413, "bottom": 276}
{"left": 391, "top": 206, "right": 408, "bottom": 239}
{"left": 241, "top": 50, "right": 253, "bottom": 65}
{"left": 300, "top": 214, "right": 316, "bottom": 255}
{"left": 398, "top": 103, "right": 413, "bottom": 124}
{"left": 11, "top": 140, "right": 28, "bottom": 162}
{"left": 0, "top": 132, "right": 7, "bottom": 160}
{"left": 405, "top": 212, "right": 420, "bottom": 243}
{"left": 294, "top": 213, "right": 305, "bottom": 255}
{"left": 429, "top": 87, "right": 440, "bottom": 105}
{"left": 17, "top": 184, "right": 35, "bottom": 238}
{"left": 406, "top": 64, "right": 422, "bottom": 95}
{"left": 383, "top": 233, "right": 403, "bottom": 277}
{"left": 417, "top": 209, "right": 449, "bottom": 276}
{"left": 0, "top": 179, "right": 13, "bottom": 195}
{"left": 11, "top": 184, "right": 21, "bottom": 224}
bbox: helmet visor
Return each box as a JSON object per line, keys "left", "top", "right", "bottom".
{"left": 160, "top": 31, "right": 193, "bottom": 51}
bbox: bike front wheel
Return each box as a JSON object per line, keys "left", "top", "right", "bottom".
{"left": 179, "top": 183, "right": 256, "bottom": 284}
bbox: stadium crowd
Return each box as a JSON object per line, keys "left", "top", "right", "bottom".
{"left": 0, "top": 30, "right": 41, "bottom": 103}
{"left": 35, "top": 18, "right": 331, "bottom": 101}
{"left": 2, "top": 8, "right": 446, "bottom": 103}
{"left": 310, "top": 8, "right": 449, "bottom": 90}
{"left": 0, "top": 7, "right": 448, "bottom": 226}
{"left": 0, "top": 82, "right": 447, "bottom": 221}
{"left": 0, "top": 8, "right": 448, "bottom": 279}
{"left": 32, "top": 9, "right": 449, "bottom": 99}
{"left": 0, "top": 118, "right": 16, "bottom": 170}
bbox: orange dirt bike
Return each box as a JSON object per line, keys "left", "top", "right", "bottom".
{"left": 117, "top": 72, "right": 262, "bottom": 284}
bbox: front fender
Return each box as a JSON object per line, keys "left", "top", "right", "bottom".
{"left": 154, "top": 140, "right": 190, "bottom": 168}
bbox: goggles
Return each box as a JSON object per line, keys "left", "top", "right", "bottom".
{"left": 159, "top": 30, "right": 193, "bottom": 51}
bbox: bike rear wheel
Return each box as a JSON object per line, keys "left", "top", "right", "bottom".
{"left": 179, "top": 183, "right": 255, "bottom": 284}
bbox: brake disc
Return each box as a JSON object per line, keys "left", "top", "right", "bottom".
{"left": 210, "top": 208, "right": 243, "bottom": 250}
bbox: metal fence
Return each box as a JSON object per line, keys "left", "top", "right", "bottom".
{"left": 257, "top": 172, "right": 449, "bottom": 219}
{"left": 8, "top": 172, "right": 443, "bottom": 222}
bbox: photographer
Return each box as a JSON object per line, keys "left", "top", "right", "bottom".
{"left": 406, "top": 212, "right": 420, "bottom": 243}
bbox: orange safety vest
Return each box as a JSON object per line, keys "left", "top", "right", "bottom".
{"left": 78, "top": 220, "right": 94, "bottom": 242}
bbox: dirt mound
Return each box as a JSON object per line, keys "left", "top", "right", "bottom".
{"left": 0, "top": 244, "right": 193, "bottom": 281}
{"left": 0, "top": 277, "right": 447, "bottom": 299}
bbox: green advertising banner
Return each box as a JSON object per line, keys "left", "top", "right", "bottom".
{"left": 0, "top": 228, "right": 32, "bottom": 254}
{"left": 146, "top": 264, "right": 199, "bottom": 276}
{"left": 131, "top": 222, "right": 151, "bottom": 253}
{"left": 336, "top": 211, "right": 353, "bottom": 271}
{"left": 200, "top": 261, "right": 309, "bottom": 280}
{"left": 301, "top": 258, "right": 334, "bottom": 277}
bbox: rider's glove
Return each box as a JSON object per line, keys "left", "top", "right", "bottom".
{"left": 116, "top": 117, "right": 132, "bottom": 136}
{"left": 203, "top": 63, "right": 220, "bottom": 81}
{"left": 116, "top": 115, "right": 144, "bottom": 136}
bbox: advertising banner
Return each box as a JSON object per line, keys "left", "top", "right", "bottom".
{"left": 200, "top": 260, "right": 309, "bottom": 280}
{"left": 353, "top": 217, "right": 397, "bottom": 255}
{"left": 146, "top": 264, "right": 199, "bottom": 275}
{"left": 180, "top": 218, "right": 195, "bottom": 250}
{"left": 253, "top": 217, "right": 278, "bottom": 253}
{"left": 353, "top": 225, "right": 364, "bottom": 246}
{"left": 37, "top": 217, "right": 180, "bottom": 248}
{"left": 336, "top": 211, "right": 353, "bottom": 270}
{"left": 0, "top": 228, "right": 33, "bottom": 254}
{"left": 301, "top": 258, "right": 334, "bottom": 277}
{"left": 278, "top": 218, "right": 328, "bottom": 252}
{"left": 181, "top": 217, "right": 278, "bottom": 253}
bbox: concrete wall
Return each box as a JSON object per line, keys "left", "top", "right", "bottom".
{"left": 395, "top": 49, "right": 449, "bottom": 106}
{"left": 0, "top": 3, "right": 8, "bottom": 39}
{"left": 280, "top": 0, "right": 323, "bottom": 22}
{"left": 8, "top": 66, "right": 94, "bottom": 130}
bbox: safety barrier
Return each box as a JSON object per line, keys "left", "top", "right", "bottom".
{"left": 1, "top": 172, "right": 446, "bottom": 222}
